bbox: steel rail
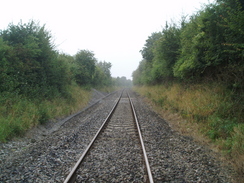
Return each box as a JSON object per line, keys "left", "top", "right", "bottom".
{"left": 128, "top": 92, "right": 154, "bottom": 183}
{"left": 63, "top": 91, "right": 123, "bottom": 183}
{"left": 59, "top": 89, "right": 120, "bottom": 131}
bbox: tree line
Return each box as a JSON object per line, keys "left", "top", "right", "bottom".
{"left": 132, "top": 0, "right": 244, "bottom": 92}
{"left": 0, "top": 20, "right": 132, "bottom": 101}
{"left": 0, "top": 20, "right": 132, "bottom": 141}
{"left": 132, "top": 0, "right": 244, "bottom": 161}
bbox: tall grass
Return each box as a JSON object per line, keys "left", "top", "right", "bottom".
{"left": 134, "top": 82, "right": 244, "bottom": 177}
{"left": 0, "top": 85, "right": 90, "bottom": 142}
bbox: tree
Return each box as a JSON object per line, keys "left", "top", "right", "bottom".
{"left": 132, "top": 59, "right": 152, "bottom": 85}
{"left": 57, "top": 53, "right": 76, "bottom": 85}
{"left": 173, "top": 1, "right": 244, "bottom": 89}
{"left": 113, "top": 76, "right": 132, "bottom": 87}
{"left": 132, "top": 33, "right": 162, "bottom": 85}
{"left": 74, "top": 50, "right": 96, "bottom": 86}
{"left": 140, "top": 32, "right": 162, "bottom": 63}
{"left": 151, "top": 23, "right": 181, "bottom": 82}
{"left": 0, "top": 20, "right": 68, "bottom": 98}
{"left": 93, "top": 61, "right": 112, "bottom": 87}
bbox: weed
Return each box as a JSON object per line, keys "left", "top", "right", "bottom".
{"left": 38, "top": 104, "right": 50, "bottom": 124}
{"left": 0, "top": 84, "right": 91, "bottom": 142}
{"left": 208, "top": 116, "right": 238, "bottom": 140}
{"left": 146, "top": 92, "right": 151, "bottom": 98}
{"left": 134, "top": 81, "right": 244, "bottom": 177}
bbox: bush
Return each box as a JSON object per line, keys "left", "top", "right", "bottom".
{"left": 0, "top": 20, "right": 69, "bottom": 99}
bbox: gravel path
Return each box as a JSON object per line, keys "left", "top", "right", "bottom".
{"left": 0, "top": 89, "right": 234, "bottom": 182}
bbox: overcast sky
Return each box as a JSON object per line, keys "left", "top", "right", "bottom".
{"left": 1, "top": 0, "right": 214, "bottom": 79}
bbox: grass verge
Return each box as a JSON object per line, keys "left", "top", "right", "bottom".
{"left": 133, "top": 82, "right": 244, "bottom": 181}
{"left": 0, "top": 84, "right": 90, "bottom": 142}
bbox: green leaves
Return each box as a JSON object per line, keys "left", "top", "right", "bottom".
{"left": 74, "top": 50, "right": 96, "bottom": 86}
{"left": 93, "top": 61, "right": 112, "bottom": 87}
{"left": 134, "top": 1, "right": 244, "bottom": 89}
{"left": 0, "top": 20, "right": 68, "bottom": 98}
{"left": 73, "top": 50, "right": 113, "bottom": 88}
{"left": 140, "top": 32, "right": 162, "bottom": 63}
{"left": 0, "top": 20, "right": 115, "bottom": 141}
{"left": 152, "top": 24, "right": 181, "bottom": 81}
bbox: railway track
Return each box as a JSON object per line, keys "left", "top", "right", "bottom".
{"left": 0, "top": 89, "right": 233, "bottom": 182}
{"left": 64, "top": 90, "right": 154, "bottom": 183}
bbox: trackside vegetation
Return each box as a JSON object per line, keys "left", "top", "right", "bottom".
{"left": 0, "top": 20, "right": 131, "bottom": 142}
{"left": 133, "top": 0, "right": 243, "bottom": 177}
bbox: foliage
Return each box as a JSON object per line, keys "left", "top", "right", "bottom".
{"left": 113, "top": 76, "right": 132, "bottom": 87}
{"left": 133, "top": 1, "right": 244, "bottom": 90}
{"left": 0, "top": 20, "right": 114, "bottom": 141}
{"left": 140, "top": 32, "right": 162, "bottom": 63}
{"left": 74, "top": 50, "right": 96, "bottom": 86}
{"left": 151, "top": 23, "right": 181, "bottom": 82}
{"left": 173, "top": 2, "right": 243, "bottom": 83}
{"left": 133, "top": 1, "right": 244, "bottom": 136}
{"left": 57, "top": 53, "right": 76, "bottom": 84}
{"left": 73, "top": 50, "right": 113, "bottom": 87}
{"left": 0, "top": 21, "right": 69, "bottom": 98}
{"left": 93, "top": 61, "right": 112, "bottom": 87}
{"left": 133, "top": 1, "right": 244, "bottom": 176}
{"left": 0, "top": 85, "right": 90, "bottom": 142}
{"left": 132, "top": 59, "right": 152, "bottom": 85}
{"left": 134, "top": 23, "right": 182, "bottom": 84}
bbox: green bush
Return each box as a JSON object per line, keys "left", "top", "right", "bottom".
{"left": 0, "top": 20, "right": 114, "bottom": 142}
{"left": 0, "top": 20, "right": 70, "bottom": 99}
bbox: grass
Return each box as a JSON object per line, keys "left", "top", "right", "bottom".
{"left": 0, "top": 84, "right": 90, "bottom": 142}
{"left": 134, "top": 82, "right": 244, "bottom": 180}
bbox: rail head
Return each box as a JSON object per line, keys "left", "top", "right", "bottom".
{"left": 63, "top": 89, "right": 154, "bottom": 183}
{"left": 127, "top": 91, "right": 154, "bottom": 183}
{"left": 63, "top": 90, "right": 124, "bottom": 183}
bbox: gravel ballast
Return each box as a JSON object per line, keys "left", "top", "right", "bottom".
{"left": 76, "top": 93, "right": 145, "bottom": 182}
{"left": 0, "top": 89, "right": 234, "bottom": 182}
{"left": 0, "top": 90, "right": 121, "bottom": 182}
{"left": 129, "top": 90, "right": 234, "bottom": 182}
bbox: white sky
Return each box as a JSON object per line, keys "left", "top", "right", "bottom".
{"left": 0, "top": 0, "right": 214, "bottom": 80}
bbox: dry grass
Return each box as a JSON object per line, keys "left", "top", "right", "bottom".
{"left": 133, "top": 83, "right": 244, "bottom": 182}
{"left": 134, "top": 85, "right": 213, "bottom": 144}
{"left": 137, "top": 84, "right": 223, "bottom": 122}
